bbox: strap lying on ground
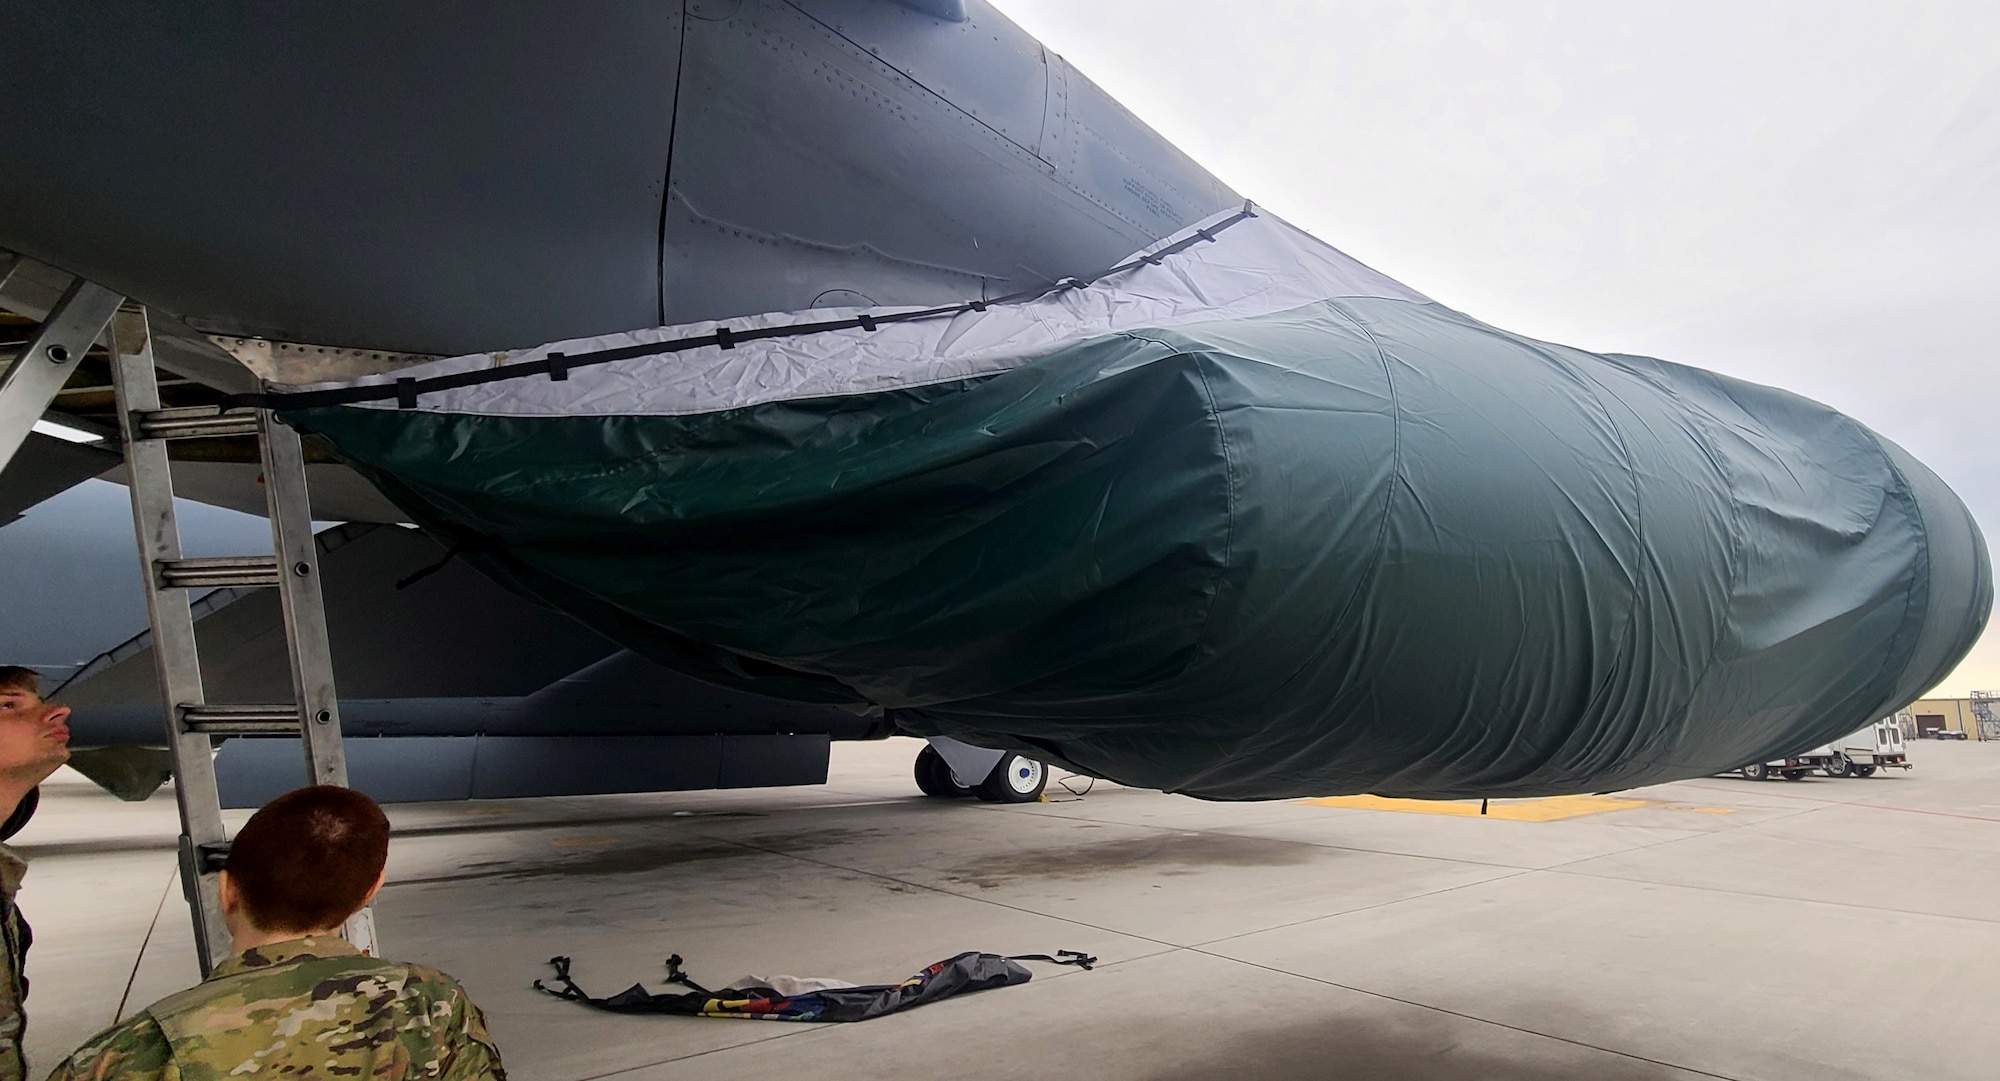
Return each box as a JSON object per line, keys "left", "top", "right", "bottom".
{"left": 534, "top": 949, "right": 1097, "bottom": 1022}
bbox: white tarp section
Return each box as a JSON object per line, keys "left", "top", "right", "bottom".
{"left": 285, "top": 204, "right": 1430, "bottom": 418}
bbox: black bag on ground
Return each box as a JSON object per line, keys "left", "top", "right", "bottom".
{"left": 535, "top": 949, "right": 1093, "bottom": 1023}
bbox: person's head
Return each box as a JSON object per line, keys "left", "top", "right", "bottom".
{"left": 220, "top": 785, "right": 390, "bottom": 942}
{"left": 0, "top": 666, "right": 70, "bottom": 791}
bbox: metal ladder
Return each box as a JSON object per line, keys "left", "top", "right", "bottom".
{"left": 0, "top": 267, "right": 123, "bottom": 469}
{"left": 0, "top": 271, "right": 371, "bottom": 975}
{"left": 106, "top": 306, "right": 375, "bottom": 975}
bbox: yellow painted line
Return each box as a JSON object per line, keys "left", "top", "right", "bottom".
{"left": 1297, "top": 793, "right": 1654, "bottom": 821}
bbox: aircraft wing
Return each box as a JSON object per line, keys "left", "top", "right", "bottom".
{"left": 0, "top": 431, "right": 118, "bottom": 526}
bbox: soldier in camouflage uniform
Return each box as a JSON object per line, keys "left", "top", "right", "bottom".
{"left": 47, "top": 786, "right": 504, "bottom": 1080}
{"left": 47, "top": 935, "right": 501, "bottom": 1081}
{"left": 0, "top": 666, "right": 73, "bottom": 1081}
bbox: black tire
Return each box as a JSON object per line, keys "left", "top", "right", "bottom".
{"left": 1854, "top": 764, "right": 1877, "bottom": 778}
{"left": 1823, "top": 753, "right": 1849, "bottom": 778}
{"left": 1782, "top": 769, "right": 1809, "bottom": 781}
{"left": 975, "top": 753, "right": 1047, "bottom": 803}
{"left": 1741, "top": 763, "right": 1770, "bottom": 781}
{"left": 914, "top": 745, "right": 974, "bottom": 799}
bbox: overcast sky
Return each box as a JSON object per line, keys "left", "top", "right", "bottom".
{"left": 991, "top": 0, "right": 2000, "bottom": 695}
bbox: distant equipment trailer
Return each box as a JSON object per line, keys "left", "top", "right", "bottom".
{"left": 1819, "top": 716, "right": 1912, "bottom": 778}
{"left": 1738, "top": 751, "right": 1833, "bottom": 782}
{"left": 1736, "top": 715, "right": 1914, "bottom": 781}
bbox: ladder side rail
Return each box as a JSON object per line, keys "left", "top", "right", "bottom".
{"left": 0, "top": 278, "right": 121, "bottom": 472}
{"left": 257, "top": 412, "right": 376, "bottom": 955}
{"left": 257, "top": 416, "right": 346, "bottom": 787}
{"left": 110, "top": 307, "right": 233, "bottom": 974}
{"left": 0, "top": 253, "right": 71, "bottom": 322}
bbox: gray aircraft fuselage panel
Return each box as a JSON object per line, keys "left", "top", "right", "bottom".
{"left": 56, "top": 522, "right": 887, "bottom": 749}
{"left": 51, "top": 523, "right": 621, "bottom": 719}
{"left": 0, "top": 1, "right": 681, "bottom": 356}
{"left": 0, "top": 0, "right": 1236, "bottom": 364}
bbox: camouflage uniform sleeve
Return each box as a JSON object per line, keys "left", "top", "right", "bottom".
{"left": 41, "top": 1014, "right": 174, "bottom": 1081}
{"left": 409, "top": 969, "right": 505, "bottom": 1081}
{"left": 0, "top": 1009, "right": 19, "bottom": 1081}
{"left": 1, "top": 889, "right": 29, "bottom": 1081}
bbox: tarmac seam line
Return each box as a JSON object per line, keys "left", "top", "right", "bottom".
{"left": 1186, "top": 799, "right": 1834, "bottom": 952}
{"left": 561, "top": 939, "right": 1190, "bottom": 1079}
{"left": 685, "top": 792, "right": 1826, "bottom": 956}
{"left": 1183, "top": 947, "right": 1747, "bottom": 1081}
{"left": 1181, "top": 800, "right": 1803, "bottom": 949}
{"left": 677, "top": 826, "right": 1201, "bottom": 956}
{"left": 1676, "top": 782, "right": 2000, "bottom": 823}
{"left": 1547, "top": 865, "right": 2000, "bottom": 927}
{"left": 1009, "top": 803, "right": 1674, "bottom": 873}
{"left": 569, "top": 1026, "right": 814, "bottom": 1081}
{"left": 114, "top": 865, "right": 180, "bottom": 1023}
{"left": 1184, "top": 866, "right": 1540, "bottom": 950}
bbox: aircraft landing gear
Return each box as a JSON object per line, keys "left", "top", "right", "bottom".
{"left": 914, "top": 745, "right": 1048, "bottom": 803}
{"left": 914, "top": 744, "right": 974, "bottom": 798}
{"left": 976, "top": 754, "right": 1046, "bottom": 803}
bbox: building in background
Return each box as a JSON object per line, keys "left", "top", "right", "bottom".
{"left": 1902, "top": 696, "right": 2000, "bottom": 741}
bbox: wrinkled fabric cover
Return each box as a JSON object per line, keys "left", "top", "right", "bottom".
{"left": 281, "top": 212, "right": 1990, "bottom": 800}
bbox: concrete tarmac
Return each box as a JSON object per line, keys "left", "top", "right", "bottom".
{"left": 17, "top": 737, "right": 2000, "bottom": 1080}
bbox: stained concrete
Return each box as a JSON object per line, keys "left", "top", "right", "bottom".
{"left": 16, "top": 738, "right": 2000, "bottom": 1080}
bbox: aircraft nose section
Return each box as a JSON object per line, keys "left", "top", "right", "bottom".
{"left": 1878, "top": 436, "right": 1993, "bottom": 703}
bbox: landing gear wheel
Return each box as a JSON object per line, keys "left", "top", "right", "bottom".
{"left": 1741, "top": 763, "right": 1770, "bottom": 781}
{"left": 1853, "top": 764, "right": 1877, "bottom": 778}
{"left": 975, "top": 753, "right": 1047, "bottom": 803}
{"left": 914, "top": 745, "right": 974, "bottom": 799}
{"left": 1823, "top": 753, "right": 1849, "bottom": 778}
{"left": 1782, "top": 769, "right": 1809, "bottom": 781}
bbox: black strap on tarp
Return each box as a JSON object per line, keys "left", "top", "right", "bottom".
{"left": 1003, "top": 949, "right": 1096, "bottom": 970}
{"left": 533, "top": 948, "right": 1096, "bottom": 1023}
{"left": 392, "top": 542, "right": 465, "bottom": 590}
{"left": 231, "top": 205, "right": 1258, "bottom": 413}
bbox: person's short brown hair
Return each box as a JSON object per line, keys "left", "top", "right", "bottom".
{"left": 227, "top": 785, "right": 390, "bottom": 933}
{"left": 0, "top": 667, "right": 38, "bottom": 696}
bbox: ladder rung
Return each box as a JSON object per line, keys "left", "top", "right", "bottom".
{"left": 157, "top": 556, "right": 281, "bottom": 588}
{"left": 137, "top": 406, "right": 261, "bottom": 440}
{"left": 196, "top": 842, "right": 231, "bottom": 874}
{"left": 181, "top": 704, "right": 300, "bottom": 735}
